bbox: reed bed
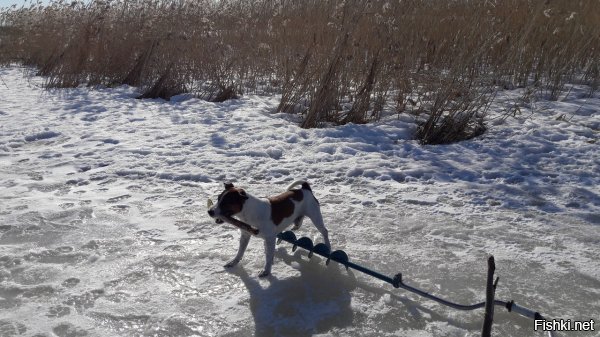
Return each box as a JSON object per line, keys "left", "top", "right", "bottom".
{"left": 1, "top": 0, "right": 598, "bottom": 143}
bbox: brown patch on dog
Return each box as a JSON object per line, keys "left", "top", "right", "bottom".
{"left": 218, "top": 188, "right": 248, "bottom": 217}
{"left": 268, "top": 189, "right": 303, "bottom": 225}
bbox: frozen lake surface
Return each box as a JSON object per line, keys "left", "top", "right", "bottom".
{"left": 0, "top": 67, "right": 599, "bottom": 336}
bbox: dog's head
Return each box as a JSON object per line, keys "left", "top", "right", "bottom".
{"left": 207, "top": 182, "right": 248, "bottom": 224}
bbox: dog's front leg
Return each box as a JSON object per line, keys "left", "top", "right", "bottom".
{"left": 258, "top": 236, "right": 276, "bottom": 277}
{"left": 224, "top": 231, "right": 251, "bottom": 268}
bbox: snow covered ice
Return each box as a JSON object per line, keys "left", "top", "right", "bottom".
{"left": 0, "top": 66, "right": 599, "bottom": 336}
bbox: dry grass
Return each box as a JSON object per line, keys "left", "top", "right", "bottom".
{"left": 1, "top": 0, "right": 599, "bottom": 143}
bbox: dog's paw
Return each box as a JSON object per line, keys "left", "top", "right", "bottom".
{"left": 224, "top": 259, "right": 240, "bottom": 268}
{"left": 257, "top": 270, "right": 270, "bottom": 278}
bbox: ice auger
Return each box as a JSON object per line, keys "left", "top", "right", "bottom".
{"left": 275, "top": 230, "right": 556, "bottom": 337}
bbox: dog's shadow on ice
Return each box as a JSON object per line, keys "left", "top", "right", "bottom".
{"left": 227, "top": 247, "right": 355, "bottom": 337}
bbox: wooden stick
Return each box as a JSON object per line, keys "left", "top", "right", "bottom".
{"left": 222, "top": 215, "right": 259, "bottom": 235}
{"left": 481, "top": 255, "right": 496, "bottom": 337}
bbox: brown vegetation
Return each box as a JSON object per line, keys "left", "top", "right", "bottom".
{"left": 1, "top": 0, "right": 598, "bottom": 143}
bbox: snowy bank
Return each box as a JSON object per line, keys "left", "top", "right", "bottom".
{"left": 0, "top": 67, "right": 599, "bottom": 336}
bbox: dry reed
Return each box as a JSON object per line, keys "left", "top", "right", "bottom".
{"left": 1, "top": 0, "right": 598, "bottom": 143}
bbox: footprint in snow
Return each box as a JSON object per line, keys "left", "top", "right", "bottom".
{"left": 24, "top": 131, "right": 61, "bottom": 142}
{"left": 62, "top": 277, "right": 81, "bottom": 288}
{"left": 47, "top": 305, "right": 71, "bottom": 318}
{"left": 106, "top": 194, "right": 131, "bottom": 203}
{"left": 110, "top": 205, "right": 130, "bottom": 214}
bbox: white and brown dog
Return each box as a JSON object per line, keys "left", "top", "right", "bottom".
{"left": 207, "top": 180, "right": 331, "bottom": 277}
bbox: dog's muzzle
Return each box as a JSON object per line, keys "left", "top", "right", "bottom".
{"left": 207, "top": 199, "right": 224, "bottom": 224}
{"left": 207, "top": 208, "right": 224, "bottom": 224}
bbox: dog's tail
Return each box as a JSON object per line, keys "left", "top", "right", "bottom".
{"left": 286, "top": 180, "right": 312, "bottom": 191}
{"left": 287, "top": 180, "right": 318, "bottom": 204}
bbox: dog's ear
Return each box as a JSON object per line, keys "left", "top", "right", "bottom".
{"left": 239, "top": 189, "right": 248, "bottom": 199}
{"left": 224, "top": 182, "right": 234, "bottom": 189}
